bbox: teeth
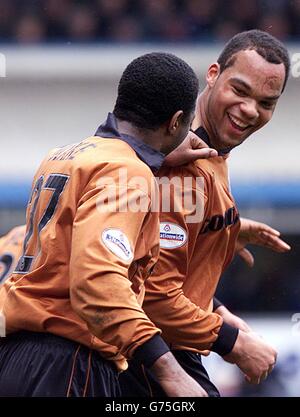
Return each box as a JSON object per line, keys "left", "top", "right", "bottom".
{"left": 228, "top": 114, "right": 248, "bottom": 129}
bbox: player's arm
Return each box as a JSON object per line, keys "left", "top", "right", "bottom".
{"left": 143, "top": 212, "right": 238, "bottom": 356}
{"left": 213, "top": 297, "right": 252, "bottom": 333}
{"left": 144, "top": 190, "right": 276, "bottom": 383}
{"left": 70, "top": 180, "right": 165, "bottom": 359}
{"left": 212, "top": 299, "right": 277, "bottom": 384}
{"left": 69, "top": 171, "right": 208, "bottom": 397}
{"left": 213, "top": 299, "right": 276, "bottom": 383}
{"left": 224, "top": 330, "right": 277, "bottom": 384}
{"left": 163, "top": 130, "right": 218, "bottom": 167}
{"left": 236, "top": 217, "right": 291, "bottom": 267}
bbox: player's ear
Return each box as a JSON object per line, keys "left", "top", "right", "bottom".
{"left": 206, "top": 63, "right": 220, "bottom": 88}
{"left": 168, "top": 110, "right": 183, "bottom": 134}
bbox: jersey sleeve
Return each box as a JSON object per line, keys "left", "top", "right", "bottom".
{"left": 143, "top": 171, "right": 238, "bottom": 355}
{"left": 143, "top": 216, "right": 224, "bottom": 351}
{"left": 69, "top": 171, "right": 167, "bottom": 361}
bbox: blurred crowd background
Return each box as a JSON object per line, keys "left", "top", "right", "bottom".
{"left": 0, "top": 0, "right": 299, "bottom": 396}
{"left": 0, "top": 0, "right": 300, "bottom": 44}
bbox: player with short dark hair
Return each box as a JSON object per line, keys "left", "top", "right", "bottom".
{"left": 120, "top": 30, "right": 291, "bottom": 397}
{"left": 217, "top": 29, "right": 290, "bottom": 92}
{"left": 114, "top": 52, "right": 199, "bottom": 131}
{"left": 0, "top": 52, "right": 209, "bottom": 397}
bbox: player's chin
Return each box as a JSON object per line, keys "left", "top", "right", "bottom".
{"left": 220, "top": 135, "right": 245, "bottom": 149}
{"left": 225, "top": 129, "right": 253, "bottom": 147}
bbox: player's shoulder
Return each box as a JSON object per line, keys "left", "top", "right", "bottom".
{"left": 46, "top": 137, "right": 102, "bottom": 163}
{"left": 10, "top": 225, "right": 26, "bottom": 241}
{"left": 0, "top": 235, "right": 4, "bottom": 250}
{"left": 0, "top": 225, "right": 25, "bottom": 248}
{"left": 192, "top": 157, "right": 219, "bottom": 176}
{"left": 90, "top": 136, "right": 155, "bottom": 179}
{"left": 41, "top": 137, "right": 155, "bottom": 192}
{"left": 158, "top": 159, "right": 213, "bottom": 183}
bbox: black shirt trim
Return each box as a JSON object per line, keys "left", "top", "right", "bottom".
{"left": 132, "top": 334, "right": 170, "bottom": 368}
{"left": 95, "top": 113, "right": 165, "bottom": 173}
{"left": 193, "top": 126, "right": 232, "bottom": 156}
{"left": 211, "top": 322, "right": 239, "bottom": 356}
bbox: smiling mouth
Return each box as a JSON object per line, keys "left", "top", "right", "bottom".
{"left": 227, "top": 113, "right": 251, "bottom": 132}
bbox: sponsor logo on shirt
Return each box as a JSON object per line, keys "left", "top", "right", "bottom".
{"left": 200, "top": 206, "right": 240, "bottom": 234}
{"left": 102, "top": 229, "right": 133, "bottom": 262}
{"left": 159, "top": 223, "right": 187, "bottom": 249}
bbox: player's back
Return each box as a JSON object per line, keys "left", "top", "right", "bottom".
{"left": 0, "top": 135, "right": 159, "bottom": 366}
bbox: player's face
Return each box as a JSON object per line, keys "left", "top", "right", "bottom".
{"left": 206, "top": 49, "right": 286, "bottom": 151}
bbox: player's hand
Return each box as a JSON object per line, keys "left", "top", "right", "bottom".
{"left": 163, "top": 131, "right": 218, "bottom": 167}
{"left": 151, "top": 351, "right": 208, "bottom": 397}
{"left": 223, "top": 330, "right": 277, "bottom": 384}
{"left": 214, "top": 305, "right": 252, "bottom": 333}
{"left": 236, "top": 218, "right": 291, "bottom": 267}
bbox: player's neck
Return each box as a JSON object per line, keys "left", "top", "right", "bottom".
{"left": 116, "top": 118, "right": 164, "bottom": 152}
{"left": 193, "top": 91, "right": 219, "bottom": 151}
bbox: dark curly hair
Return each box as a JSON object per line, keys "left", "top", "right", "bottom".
{"left": 113, "top": 52, "right": 199, "bottom": 130}
{"left": 217, "top": 30, "right": 290, "bottom": 92}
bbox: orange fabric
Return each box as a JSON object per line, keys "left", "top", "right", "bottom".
{"left": 0, "top": 225, "right": 26, "bottom": 285}
{"left": 0, "top": 137, "right": 161, "bottom": 371}
{"left": 143, "top": 155, "right": 240, "bottom": 353}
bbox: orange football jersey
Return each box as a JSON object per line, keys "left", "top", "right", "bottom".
{"left": 0, "top": 118, "right": 165, "bottom": 371}
{"left": 0, "top": 225, "right": 26, "bottom": 285}
{"left": 143, "top": 151, "right": 240, "bottom": 354}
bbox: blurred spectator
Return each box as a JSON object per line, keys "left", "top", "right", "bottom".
{"left": 43, "top": 0, "right": 71, "bottom": 41}
{"left": 95, "top": 0, "right": 129, "bottom": 40}
{"left": 15, "top": 15, "right": 45, "bottom": 44}
{"left": 184, "top": 0, "right": 219, "bottom": 40}
{"left": 138, "top": 0, "right": 176, "bottom": 41}
{"left": 214, "top": 21, "right": 242, "bottom": 42}
{"left": 106, "top": 16, "right": 143, "bottom": 43}
{"left": 262, "top": 0, "right": 289, "bottom": 14}
{"left": 287, "top": 0, "right": 300, "bottom": 37}
{"left": 0, "top": 0, "right": 15, "bottom": 40}
{"left": 0, "top": 0, "right": 298, "bottom": 44}
{"left": 226, "top": 0, "right": 259, "bottom": 30}
{"left": 258, "top": 14, "right": 290, "bottom": 40}
{"left": 139, "top": 0, "right": 175, "bottom": 20}
{"left": 96, "top": 0, "right": 129, "bottom": 19}
{"left": 67, "top": 6, "right": 98, "bottom": 42}
{"left": 159, "top": 14, "right": 190, "bottom": 42}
